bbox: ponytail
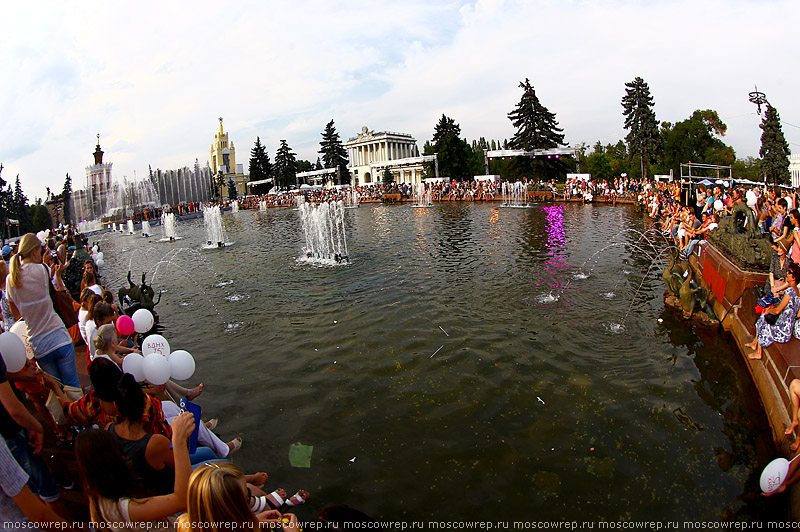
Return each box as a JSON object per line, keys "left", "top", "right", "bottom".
{"left": 8, "top": 233, "right": 42, "bottom": 289}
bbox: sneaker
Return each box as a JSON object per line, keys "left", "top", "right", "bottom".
{"left": 53, "top": 472, "right": 75, "bottom": 490}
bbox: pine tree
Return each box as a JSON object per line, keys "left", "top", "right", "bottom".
{"left": 315, "top": 158, "right": 323, "bottom": 170}
{"left": 0, "top": 164, "right": 9, "bottom": 241}
{"left": 507, "top": 79, "right": 567, "bottom": 179}
{"left": 274, "top": 140, "right": 298, "bottom": 188}
{"left": 318, "top": 119, "right": 351, "bottom": 185}
{"left": 621, "top": 76, "right": 661, "bottom": 179}
{"left": 508, "top": 79, "right": 565, "bottom": 151}
{"left": 759, "top": 104, "right": 791, "bottom": 185}
{"left": 62, "top": 173, "right": 72, "bottom": 225}
{"left": 430, "top": 114, "right": 472, "bottom": 180}
{"left": 13, "top": 176, "right": 32, "bottom": 233}
{"left": 249, "top": 137, "right": 272, "bottom": 182}
{"left": 382, "top": 167, "right": 395, "bottom": 185}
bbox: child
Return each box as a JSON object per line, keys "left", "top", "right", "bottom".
{"left": 92, "top": 324, "right": 125, "bottom": 367}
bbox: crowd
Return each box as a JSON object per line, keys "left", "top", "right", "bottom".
{"left": 0, "top": 229, "right": 387, "bottom": 530}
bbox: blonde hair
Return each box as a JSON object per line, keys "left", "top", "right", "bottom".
{"left": 8, "top": 233, "right": 41, "bottom": 289}
{"left": 93, "top": 323, "right": 118, "bottom": 354}
{"left": 182, "top": 462, "right": 257, "bottom": 531}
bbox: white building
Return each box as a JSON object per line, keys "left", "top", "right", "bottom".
{"left": 791, "top": 153, "right": 800, "bottom": 188}
{"left": 345, "top": 126, "right": 435, "bottom": 185}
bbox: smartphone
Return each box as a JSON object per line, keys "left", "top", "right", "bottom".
{"left": 178, "top": 398, "right": 202, "bottom": 454}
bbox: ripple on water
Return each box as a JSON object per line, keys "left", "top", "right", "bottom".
{"left": 224, "top": 321, "right": 243, "bottom": 332}
{"left": 602, "top": 292, "right": 615, "bottom": 299}
{"left": 605, "top": 322, "right": 626, "bottom": 334}
{"left": 573, "top": 272, "right": 589, "bottom": 280}
{"left": 216, "top": 280, "right": 234, "bottom": 287}
{"left": 225, "top": 294, "right": 250, "bottom": 302}
{"left": 537, "top": 292, "right": 560, "bottom": 304}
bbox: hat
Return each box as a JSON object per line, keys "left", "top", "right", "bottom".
{"left": 1, "top": 245, "right": 11, "bottom": 258}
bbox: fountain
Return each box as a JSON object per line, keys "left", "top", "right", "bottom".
{"left": 500, "top": 181, "right": 532, "bottom": 208}
{"left": 344, "top": 186, "right": 359, "bottom": 209}
{"left": 259, "top": 200, "right": 267, "bottom": 211}
{"left": 299, "top": 200, "right": 349, "bottom": 264}
{"left": 142, "top": 220, "right": 152, "bottom": 238}
{"left": 159, "top": 212, "right": 181, "bottom": 242}
{"left": 412, "top": 183, "right": 433, "bottom": 208}
{"left": 293, "top": 196, "right": 304, "bottom": 211}
{"left": 203, "top": 206, "right": 231, "bottom": 248}
{"left": 127, "top": 220, "right": 135, "bottom": 235}
{"left": 231, "top": 200, "right": 239, "bottom": 213}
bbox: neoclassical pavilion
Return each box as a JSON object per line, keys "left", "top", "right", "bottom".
{"left": 344, "top": 126, "right": 434, "bottom": 185}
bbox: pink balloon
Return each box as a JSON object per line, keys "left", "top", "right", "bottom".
{"left": 117, "top": 315, "right": 135, "bottom": 337}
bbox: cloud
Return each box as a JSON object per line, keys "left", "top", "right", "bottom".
{"left": 2, "top": 0, "right": 799, "bottom": 200}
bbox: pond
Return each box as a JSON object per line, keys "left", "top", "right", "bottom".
{"left": 94, "top": 202, "right": 780, "bottom": 522}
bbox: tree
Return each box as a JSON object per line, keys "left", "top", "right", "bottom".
{"left": 507, "top": 79, "right": 568, "bottom": 179}
{"left": 274, "top": 140, "right": 298, "bottom": 188}
{"left": 215, "top": 170, "right": 226, "bottom": 198}
{"left": 315, "top": 158, "right": 323, "bottom": 170}
{"left": 429, "top": 114, "right": 472, "bottom": 180}
{"left": 31, "top": 200, "right": 52, "bottom": 231}
{"left": 62, "top": 173, "right": 72, "bottom": 225}
{"left": 13, "top": 176, "right": 32, "bottom": 233}
{"left": 227, "top": 178, "right": 238, "bottom": 199}
{"left": 621, "top": 77, "right": 661, "bottom": 179}
{"left": 759, "top": 104, "right": 791, "bottom": 185}
{"left": 382, "top": 167, "right": 395, "bottom": 184}
{"left": 318, "top": 119, "right": 351, "bottom": 185}
{"left": 657, "top": 110, "right": 735, "bottom": 179}
{"left": 249, "top": 137, "right": 272, "bottom": 183}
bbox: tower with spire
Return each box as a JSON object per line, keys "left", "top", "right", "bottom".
{"left": 209, "top": 118, "right": 246, "bottom": 197}
{"left": 85, "top": 133, "right": 113, "bottom": 219}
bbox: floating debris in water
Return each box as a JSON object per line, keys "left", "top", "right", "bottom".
{"left": 606, "top": 322, "right": 625, "bottom": 334}
{"left": 430, "top": 345, "right": 444, "bottom": 358}
{"left": 216, "top": 280, "right": 234, "bottom": 287}
{"left": 602, "top": 292, "right": 615, "bottom": 299}
{"left": 537, "top": 397, "right": 546, "bottom": 405}
{"left": 334, "top": 320, "right": 338, "bottom": 324}
{"left": 574, "top": 272, "right": 589, "bottom": 280}
{"left": 225, "top": 294, "right": 249, "bottom": 302}
{"left": 179, "top": 302, "right": 192, "bottom": 307}
{"left": 657, "top": 318, "right": 663, "bottom": 323}
{"left": 439, "top": 326, "right": 449, "bottom": 336}
{"left": 349, "top": 457, "right": 356, "bottom": 463}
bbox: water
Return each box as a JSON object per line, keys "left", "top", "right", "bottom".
{"left": 202, "top": 205, "right": 228, "bottom": 248}
{"left": 141, "top": 220, "right": 152, "bottom": 237}
{"left": 160, "top": 212, "right": 180, "bottom": 241}
{"left": 127, "top": 220, "right": 135, "bottom": 235}
{"left": 299, "top": 200, "right": 349, "bottom": 264}
{"left": 413, "top": 183, "right": 433, "bottom": 207}
{"left": 95, "top": 203, "right": 779, "bottom": 521}
{"left": 501, "top": 181, "right": 531, "bottom": 208}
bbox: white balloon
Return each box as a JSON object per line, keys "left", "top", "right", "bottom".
{"left": 92, "top": 246, "right": 99, "bottom": 254}
{"left": 96, "top": 252, "right": 104, "bottom": 261}
{"left": 761, "top": 457, "right": 790, "bottom": 493}
{"left": 132, "top": 309, "right": 155, "bottom": 334}
{"left": 142, "top": 334, "right": 170, "bottom": 357}
{"left": 122, "top": 353, "right": 146, "bottom": 382}
{"left": 142, "top": 353, "right": 171, "bottom": 385}
{"left": 714, "top": 199, "right": 724, "bottom": 212}
{"left": 9, "top": 320, "right": 35, "bottom": 359}
{"left": 0, "top": 332, "right": 27, "bottom": 373}
{"left": 168, "top": 350, "right": 195, "bottom": 380}
{"left": 96, "top": 258, "right": 105, "bottom": 267}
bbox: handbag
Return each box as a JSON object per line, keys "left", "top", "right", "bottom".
{"left": 45, "top": 384, "right": 84, "bottom": 425}
{"left": 44, "top": 265, "right": 78, "bottom": 328}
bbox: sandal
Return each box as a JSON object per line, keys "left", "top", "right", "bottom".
{"left": 283, "top": 490, "right": 309, "bottom": 508}
{"left": 205, "top": 418, "right": 219, "bottom": 431}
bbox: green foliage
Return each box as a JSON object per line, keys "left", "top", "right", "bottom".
{"left": 227, "top": 179, "right": 238, "bottom": 199}
{"left": 759, "top": 104, "right": 791, "bottom": 185}
{"left": 274, "top": 140, "right": 298, "bottom": 188}
{"left": 215, "top": 171, "right": 226, "bottom": 198}
{"left": 13, "top": 176, "right": 33, "bottom": 233}
{"left": 296, "top": 160, "right": 314, "bottom": 173}
{"left": 319, "top": 119, "right": 351, "bottom": 185}
{"left": 61, "top": 172, "right": 72, "bottom": 225}
{"left": 656, "top": 110, "right": 735, "bottom": 179}
{"left": 732, "top": 156, "right": 763, "bottom": 182}
{"left": 31, "top": 201, "right": 52, "bottom": 231}
{"left": 427, "top": 114, "right": 473, "bottom": 180}
{"left": 507, "top": 79, "right": 568, "bottom": 180}
{"left": 249, "top": 137, "right": 272, "bottom": 182}
{"left": 621, "top": 77, "right": 661, "bottom": 179}
{"left": 382, "top": 167, "right": 395, "bottom": 184}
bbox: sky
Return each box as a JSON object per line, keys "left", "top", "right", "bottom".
{"left": 2, "top": 0, "right": 799, "bottom": 201}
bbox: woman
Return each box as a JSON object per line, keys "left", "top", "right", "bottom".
{"left": 107, "top": 374, "right": 177, "bottom": 496}
{"left": 745, "top": 262, "right": 800, "bottom": 360}
{"left": 789, "top": 209, "right": 800, "bottom": 265}
{"left": 5, "top": 234, "right": 80, "bottom": 388}
{"left": 0, "top": 261, "right": 17, "bottom": 332}
{"left": 82, "top": 270, "right": 103, "bottom": 296}
{"left": 178, "top": 462, "right": 299, "bottom": 531}
{"left": 766, "top": 238, "right": 791, "bottom": 296}
{"left": 76, "top": 411, "right": 194, "bottom": 531}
